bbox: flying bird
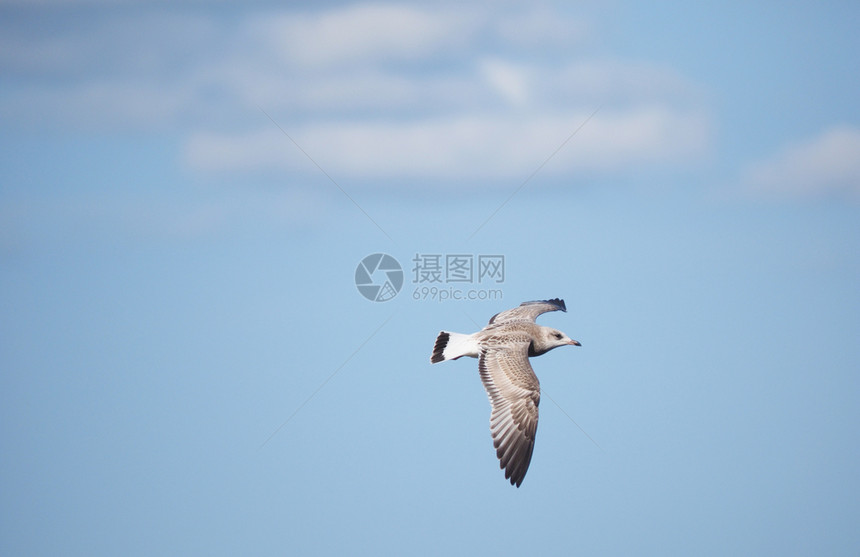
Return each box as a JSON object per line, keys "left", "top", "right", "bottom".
{"left": 430, "top": 298, "right": 580, "bottom": 487}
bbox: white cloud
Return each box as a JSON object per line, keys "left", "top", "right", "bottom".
{"left": 220, "top": 65, "right": 484, "bottom": 116}
{"left": 479, "top": 59, "right": 531, "bottom": 106}
{"left": 741, "top": 126, "right": 860, "bottom": 199}
{"left": 185, "top": 106, "right": 709, "bottom": 181}
{"left": 248, "top": 4, "right": 478, "bottom": 67}
{"left": 1, "top": 2, "right": 711, "bottom": 186}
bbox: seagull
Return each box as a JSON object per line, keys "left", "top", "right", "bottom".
{"left": 430, "top": 298, "right": 580, "bottom": 487}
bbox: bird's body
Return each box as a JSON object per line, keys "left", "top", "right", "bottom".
{"left": 430, "top": 298, "right": 580, "bottom": 487}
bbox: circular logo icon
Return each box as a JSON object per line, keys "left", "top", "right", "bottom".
{"left": 355, "top": 253, "right": 403, "bottom": 302}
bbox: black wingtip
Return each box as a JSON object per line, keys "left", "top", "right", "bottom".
{"left": 505, "top": 466, "right": 526, "bottom": 488}
{"left": 522, "top": 298, "right": 566, "bottom": 312}
{"left": 430, "top": 331, "right": 449, "bottom": 363}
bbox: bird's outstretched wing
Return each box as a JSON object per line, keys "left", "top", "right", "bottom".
{"left": 478, "top": 343, "right": 540, "bottom": 487}
{"left": 488, "top": 298, "right": 566, "bottom": 325}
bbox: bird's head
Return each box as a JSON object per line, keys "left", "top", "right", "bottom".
{"left": 531, "top": 326, "right": 581, "bottom": 356}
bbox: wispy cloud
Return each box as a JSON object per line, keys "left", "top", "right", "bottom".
{"left": 246, "top": 4, "right": 479, "bottom": 68}
{"left": 1, "top": 2, "right": 711, "bottom": 184}
{"left": 189, "top": 4, "right": 708, "bottom": 183}
{"left": 741, "top": 126, "right": 860, "bottom": 200}
{"left": 185, "top": 107, "right": 709, "bottom": 181}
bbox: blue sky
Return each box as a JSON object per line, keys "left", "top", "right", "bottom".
{"left": 1, "top": 1, "right": 859, "bottom": 555}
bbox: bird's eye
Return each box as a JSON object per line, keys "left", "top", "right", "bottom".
{"left": 553, "top": 332, "right": 562, "bottom": 339}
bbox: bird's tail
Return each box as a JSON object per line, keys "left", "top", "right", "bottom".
{"left": 431, "top": 331, "right": 480, "bottom": 363}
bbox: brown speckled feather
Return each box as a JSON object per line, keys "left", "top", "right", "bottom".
{"left": 478, "top": 342, "right": 540, "bottom": 487}
{"left": 488, "top": 298, "right": 566, "bottom": 325}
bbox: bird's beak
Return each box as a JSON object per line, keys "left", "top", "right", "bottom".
{"left": 568, "top": 339, "right": 581, "bottom": 346}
